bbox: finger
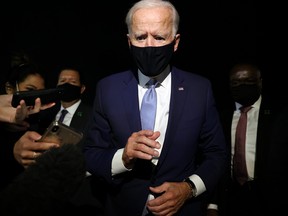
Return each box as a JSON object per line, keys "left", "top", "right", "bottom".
{"left": 14, "top": 102, "right": 28, "bottom": 122}
{"left": 32, "top": 151, "right": 42, "bottom": 159}
{"left": 136, "top": 135, "right": 161, "bottom": 149}
{"left": 32, "top": 151, "right": 37, "bottom": 159}
{"left": 34, "top": 141, "right": 60, "bottom": 152}
{"left": 29, "top": 98, "right": 55, "bottom": 114}
{"left": 28, "top": 97, "right": 41, "bottom": 114}
{"left": 139, "top": 143, "right": 159, "bottom": 157}
{"left": 40, "top": 102, "right": 56, "bottom": 110}
{"left": 23, "top": 159, "right": 36, "bottom": 169}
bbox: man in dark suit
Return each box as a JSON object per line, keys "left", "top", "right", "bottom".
{"left": 51, "top": 66, "right": 103, "bottom": 212}
{"left": 48, "top": 65, "right": 92, "bottom": 136}
{"left": 84, "top": 1, "right": 227, "bottom": 215}
{"left": 205, "top": 63, "right": 287, "bottom": 216}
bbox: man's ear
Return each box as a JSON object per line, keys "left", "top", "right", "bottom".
{"left": 80, "top": 84, "right": 86, "bottom": 94}
{"left": 174, "top": 34, "right": 180, "bottom": 52}
{"left": 127, "top": 34, "right": 132, "bottom": 48}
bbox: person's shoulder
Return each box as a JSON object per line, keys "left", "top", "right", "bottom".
{"left": 74, "top": 100, "right": 92, "bottom": 114}
{"left": 97, "top": 69, "right": 136, "bottom": 87}
{"left": 79, "top": 100, "right": 91, "bottom": 107}
{"left": 261, "top": 94, "right": 288, "bottom": 110}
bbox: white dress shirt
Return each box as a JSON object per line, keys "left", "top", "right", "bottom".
{"left": 55, "top": 100, "right": 81, "bottom": 126}
{"left": 111, "top": 68, "right": 205, "bottom": 199}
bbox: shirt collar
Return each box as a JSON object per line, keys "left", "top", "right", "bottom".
{"left": 61, "top": 99, "right": 81, "bottom": 115}
{"left": 138, "top": 65, "right": 171, "bottom": 87}
{"left": 235, "top": 95, "right": 262, "bottom": 111}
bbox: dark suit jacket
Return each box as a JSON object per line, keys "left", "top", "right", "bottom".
{"left": 84, "top": 66, "right": 227, "bottom": 216}
{"left": 264, "top": 101, "right": 288, "bottom": 215}
{"left": 212, "top": 95, "right": 288, "bottom": 215}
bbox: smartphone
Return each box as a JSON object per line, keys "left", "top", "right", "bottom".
{"left": 11, "top": 88, "right": 64, "bottom": 108}
{"left": 38, "top": 120, "right": 83, "bottom": 146}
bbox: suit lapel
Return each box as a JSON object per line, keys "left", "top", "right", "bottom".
{"left": 156, "top": 69, "right": 187, "bottom": 169}
{"left": 122, "top": 74, "right": 142, "bottom": 133}
{"left": 254, "top": 98, "right": 273, "bottom": 178}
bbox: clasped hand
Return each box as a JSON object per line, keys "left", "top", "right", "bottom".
{"left": 122, "top": 130, "right": 161, "bottom": 169}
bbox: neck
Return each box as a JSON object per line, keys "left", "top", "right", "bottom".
{"left": 61, "top": 99, "right": 79, "bottom": 108}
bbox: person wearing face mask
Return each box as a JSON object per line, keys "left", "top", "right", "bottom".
{"left": 11, "top": 65, "right": 105, "bottom": 214}
{"left": 54, "top": 67, "right": 91, "bottom": 130}
{"left": 205, "top": 63, "right": 288, "bottom": 216}
{"left": 13, "top": 65, "right": 93, "bottom": 162}
{"left": 84, "top": 1, "right": 227, "bottom": 215}
{"left": 0, "top": 60, "right": 52, "bottom": 191}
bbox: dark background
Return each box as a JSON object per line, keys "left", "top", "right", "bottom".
{"left": 1, "top": 0, "right": 286, "bottom": 105}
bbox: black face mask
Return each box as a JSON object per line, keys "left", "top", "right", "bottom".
{"left": 57, "top": 83, "right": 81, "bottom": 102}
{"left": 130, "top": 41, "right": 175, "bottom": 77}
{"left": 230, "top": 84, "right": 261, "bottom": 106}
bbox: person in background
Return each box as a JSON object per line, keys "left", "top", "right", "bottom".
{"left": 205, "top": 63, "right": 287, "bottom": 216}
{"left": 54, "top": 65, "right": 92, "bottom": 134}
{"left": 84, "top": 0, "right": 226, "bottom": 215}
{"left": 0, "top": 60, "right": 57, "bottom": 191}
{"left": 12, "top": 65, "right": 103, "bottom": 214}
{"left": 0, "top": 52, "right": 96, "bottom": 214}
{"left": 3, "top": 63, "right": 46, "bottom": 130}
{"left": 13, "top": 65, "right": 92, "bottom": 166}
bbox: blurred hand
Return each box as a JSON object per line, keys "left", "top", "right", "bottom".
{"left": 0, "top": 94, "right": 55, "bottom": 128}
{"left": 15, "top": 97, "right": 55, "bottom": 123}
{"left": 122, "top": 130, "right": 161, "bottom": 169}
{"left": 13, "top": 131, "right": 60, "bottom": 168}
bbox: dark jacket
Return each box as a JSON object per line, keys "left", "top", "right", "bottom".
{"left": 84, "top": 66, "right": 227, "bottom": 216}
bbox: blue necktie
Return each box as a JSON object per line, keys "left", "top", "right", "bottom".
{"left": 58, "top": 109, "right": 68, "bottom": 123}
{"left": 140, "top": 80, "right": 158, "bottom": 130}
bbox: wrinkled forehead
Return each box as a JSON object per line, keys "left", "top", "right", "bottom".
{"left": 131, "top": 7, "right": 172, "bottom": 29}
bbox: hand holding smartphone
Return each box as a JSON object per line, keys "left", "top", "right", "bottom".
{"left": 38, "top": 120, "right": 83, "bottom": 146}
{"left": 11, "top": 88, "right": 63, "bottom": 108}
